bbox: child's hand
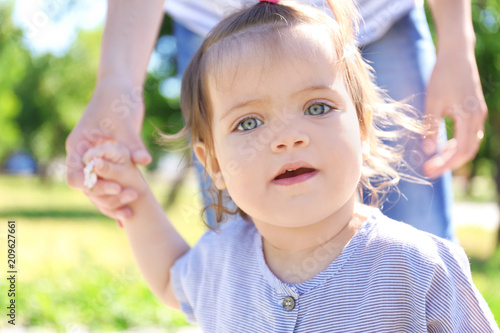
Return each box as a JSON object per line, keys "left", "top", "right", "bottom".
{"left": 82, "top": 143, "right": 148, "bottom": 223}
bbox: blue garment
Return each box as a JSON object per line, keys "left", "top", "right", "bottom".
{"left": 360, "top": 6, "right": 454, "bottom": 240}
{"left": 165, "top": 0, "right": 416, "bottom": 46}
{"left": 173, "top": 5, "right": 454, "bottom": 240}
{"left": 170, "top": 209, "right": 498, "bottom": 332}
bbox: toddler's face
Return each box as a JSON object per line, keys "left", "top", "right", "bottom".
{"left": 197, "top": 26, "right": 364, "bottom": 228}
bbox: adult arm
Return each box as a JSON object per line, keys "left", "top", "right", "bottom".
{"left": 423, "top": 0, "right": 487, "bottom": 178}
{"left": 65, "top": 0, "right": 166, "bottom": 196}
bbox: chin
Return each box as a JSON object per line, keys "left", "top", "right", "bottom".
{"left": 271, "top": 210, "right": 331, "bottom": 228}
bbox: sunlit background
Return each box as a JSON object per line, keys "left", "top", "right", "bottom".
{"left": 1, "top": 0, "right": 500, "bottom": 331}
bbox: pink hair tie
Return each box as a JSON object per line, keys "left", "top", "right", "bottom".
{"left": 259, "top": 0, "right": 279, "bottom": 3}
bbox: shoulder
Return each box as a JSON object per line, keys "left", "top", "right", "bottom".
{"left": 361, "top": 209, "right": 470, "bottom": 279}
{"left": 368, "top": 209, "right": 465, "bottom": 255}
{"left": 171, "top": 217, "right": 258, "bottom": 281}
{"left": 197, "top": 217, "right": 257, "bottom": 252}
{"left": 169, "top": 218, "right": 260, "bottom": 323}
{"left": 350, "top": 209, "right": 498, "bottom": 331}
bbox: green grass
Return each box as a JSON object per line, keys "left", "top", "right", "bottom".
{"left": 0, "top": 174, "right": 499, "bottom": 330}
{"left": 0, "top": 174, "right": 205, "bottom": 331}
{"left": 453, "top": 175, "right": 498, "bottom": 202}
{"left": 470, "top": 248, "right": 500, "bottom": 323}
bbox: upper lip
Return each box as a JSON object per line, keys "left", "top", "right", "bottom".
{"left": 272, "top": 161, "right": 317, "bottom": 180}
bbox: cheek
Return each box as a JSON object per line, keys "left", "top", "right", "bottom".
{"left": 215, "top": 140, "right": 257, "bottom": 188}
{"left": 219, "top": 158, "right": 262, "bottom": 214}
{"left": 323, "top": 117, "right": 364, "bottom": 176}
{"left": 327, "top": 115, "right": 362, "bottom": 150}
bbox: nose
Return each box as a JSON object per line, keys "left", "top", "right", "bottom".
{"left": 271, "top": 129, "right": 310, "bottom": 153}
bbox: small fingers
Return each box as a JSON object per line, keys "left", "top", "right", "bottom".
{"left": 99, "top": 206, "right": 133, "bottom": 222}
{"left": 83, "top": 143, "right": 131, "bottom": 165}
{"left": 88, "top": 157, "right": 131, "bottom": 183}
{"left": 118, "top": 188, "right": 139, "bottom": 205}
{"left": 115, "top": 207, "right": 133, "bottom": 221}
{"left": 83, "top": 179, "right": 121, "bottom": 196}
{"left": 87, "top": 188, "right": 138, "bottom": 212}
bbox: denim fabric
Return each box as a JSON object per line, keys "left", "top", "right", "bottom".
{"left": 172, "top": 6, "right": 454, "bottom": 240}
{"left": 360, "top": 6, "right": 454, "bottom": 241}
{"left": 174, "top": 23, "right": 219, "bottom": 226}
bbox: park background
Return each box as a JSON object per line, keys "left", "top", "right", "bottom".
{"left": 1, "top": 0, "right": 500, "bottom": 331}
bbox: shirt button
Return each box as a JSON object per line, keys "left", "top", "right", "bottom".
{"left": 282, "top": 296, "right": 295, "bottom": 311}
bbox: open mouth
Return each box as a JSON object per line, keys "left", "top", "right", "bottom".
{"left": 274, "top": 167, "right": 317, "bottom": 180}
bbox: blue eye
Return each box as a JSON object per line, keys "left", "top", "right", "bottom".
{"left": 306, "top": 103, "right": 332, "bottom": 116}
{"left": 236, "top": 117, "right": 263, "bottom": 131}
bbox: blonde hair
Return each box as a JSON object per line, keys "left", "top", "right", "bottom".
{"left": 159, "top": 0, "right": 426, "bottom": 227}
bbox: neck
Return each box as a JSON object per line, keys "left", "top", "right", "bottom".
{"left": 255, "top": 196, "right": 368, "bottom": 284}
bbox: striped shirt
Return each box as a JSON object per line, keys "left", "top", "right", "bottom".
{"left": 170, "top": 209, "right": 499, "bottom": 332}
{"left": 164, "top": 0, "right": 418, "bottom": 45}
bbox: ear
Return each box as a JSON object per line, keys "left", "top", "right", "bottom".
{"left": 361, "top": 141, "right": 371, "bottom": 161}
{"left": 193, "top": 141, "right": 227, "bottom": 190}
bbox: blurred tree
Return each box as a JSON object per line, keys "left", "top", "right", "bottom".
{"left": 470, "top": 0, "right": 500, "bottom": 245}
{"left": 473, "top": 0, "right": 500, "bottom": 246}
{"left": 471, "top": 0, "right": 500, "bottom": 181}
{"left": 13, "top": 28, "right": 101, "bottom": 176}
{"left": 2, "top": 1, "right": 500, "bottom": 242}
{"left": 0, "top": 2, "right": 27, "bottom": 162}
{"left": 0, "top": 1, "right": 101, "bottom": 175}
{"left": 0, "top": 1, "right": 182, "bottom": 177}
{"left": 142, "top": 16, "right": 185, "bottom": 171}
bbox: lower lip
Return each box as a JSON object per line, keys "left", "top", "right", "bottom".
{"left": 272, "top": 170, "right": 319, "bottom": 186}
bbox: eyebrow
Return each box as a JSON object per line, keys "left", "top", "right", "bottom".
{"left": 220, "top": 84, "right": 343, "bottom": 121}
{"left": 220, "top": 99, "right": 267, "bottom": 121}
{"left": 293, "top": 84, "right": 343, "bottom": 99}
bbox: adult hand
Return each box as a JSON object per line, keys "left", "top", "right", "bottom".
{"left": 83, "top": 143, "right": 148, "bottom": 221}
{"left": 422, "top": 50, "right": 487, "bottom": 179}
{"left": 66, "top": 78, "right": 152, "bottom": 192}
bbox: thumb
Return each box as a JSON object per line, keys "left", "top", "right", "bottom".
{"left": 129, "top": 141, "right": 152, "bottom": 166}
{"left": 66, "top": 136, "right": 93, "bottom": 189}
{"left": 113, "top": 116, "right": 152, "bottom": 165}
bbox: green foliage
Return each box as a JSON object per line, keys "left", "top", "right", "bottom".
{"left": 471, "top": 0, "right": 500, "bottom": 169}
{"left": 142, "top": 17, "right": 185, "bottom": 170}
{"left": 470, "top": 247, "right": 500, "bottom": 315}
{"left": 0, "top": 1, "right": 101, "bottom": 167}
{"left": 0, "top": 1, "right": 182, "bottom": 174}
{"left": 17, "top": 263, "right": 190, "bottom": 331}
{"left": 0, "top": 174, "right": 205, "bottom": 331}
{"left": 1, "top": 0, "right": 498, "bottom": 183}
{"left": 1, "top": 174, "right": 499, "bottom": 329}
{"left": 0, "top": 2, "right": 26, "bottom": 159}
